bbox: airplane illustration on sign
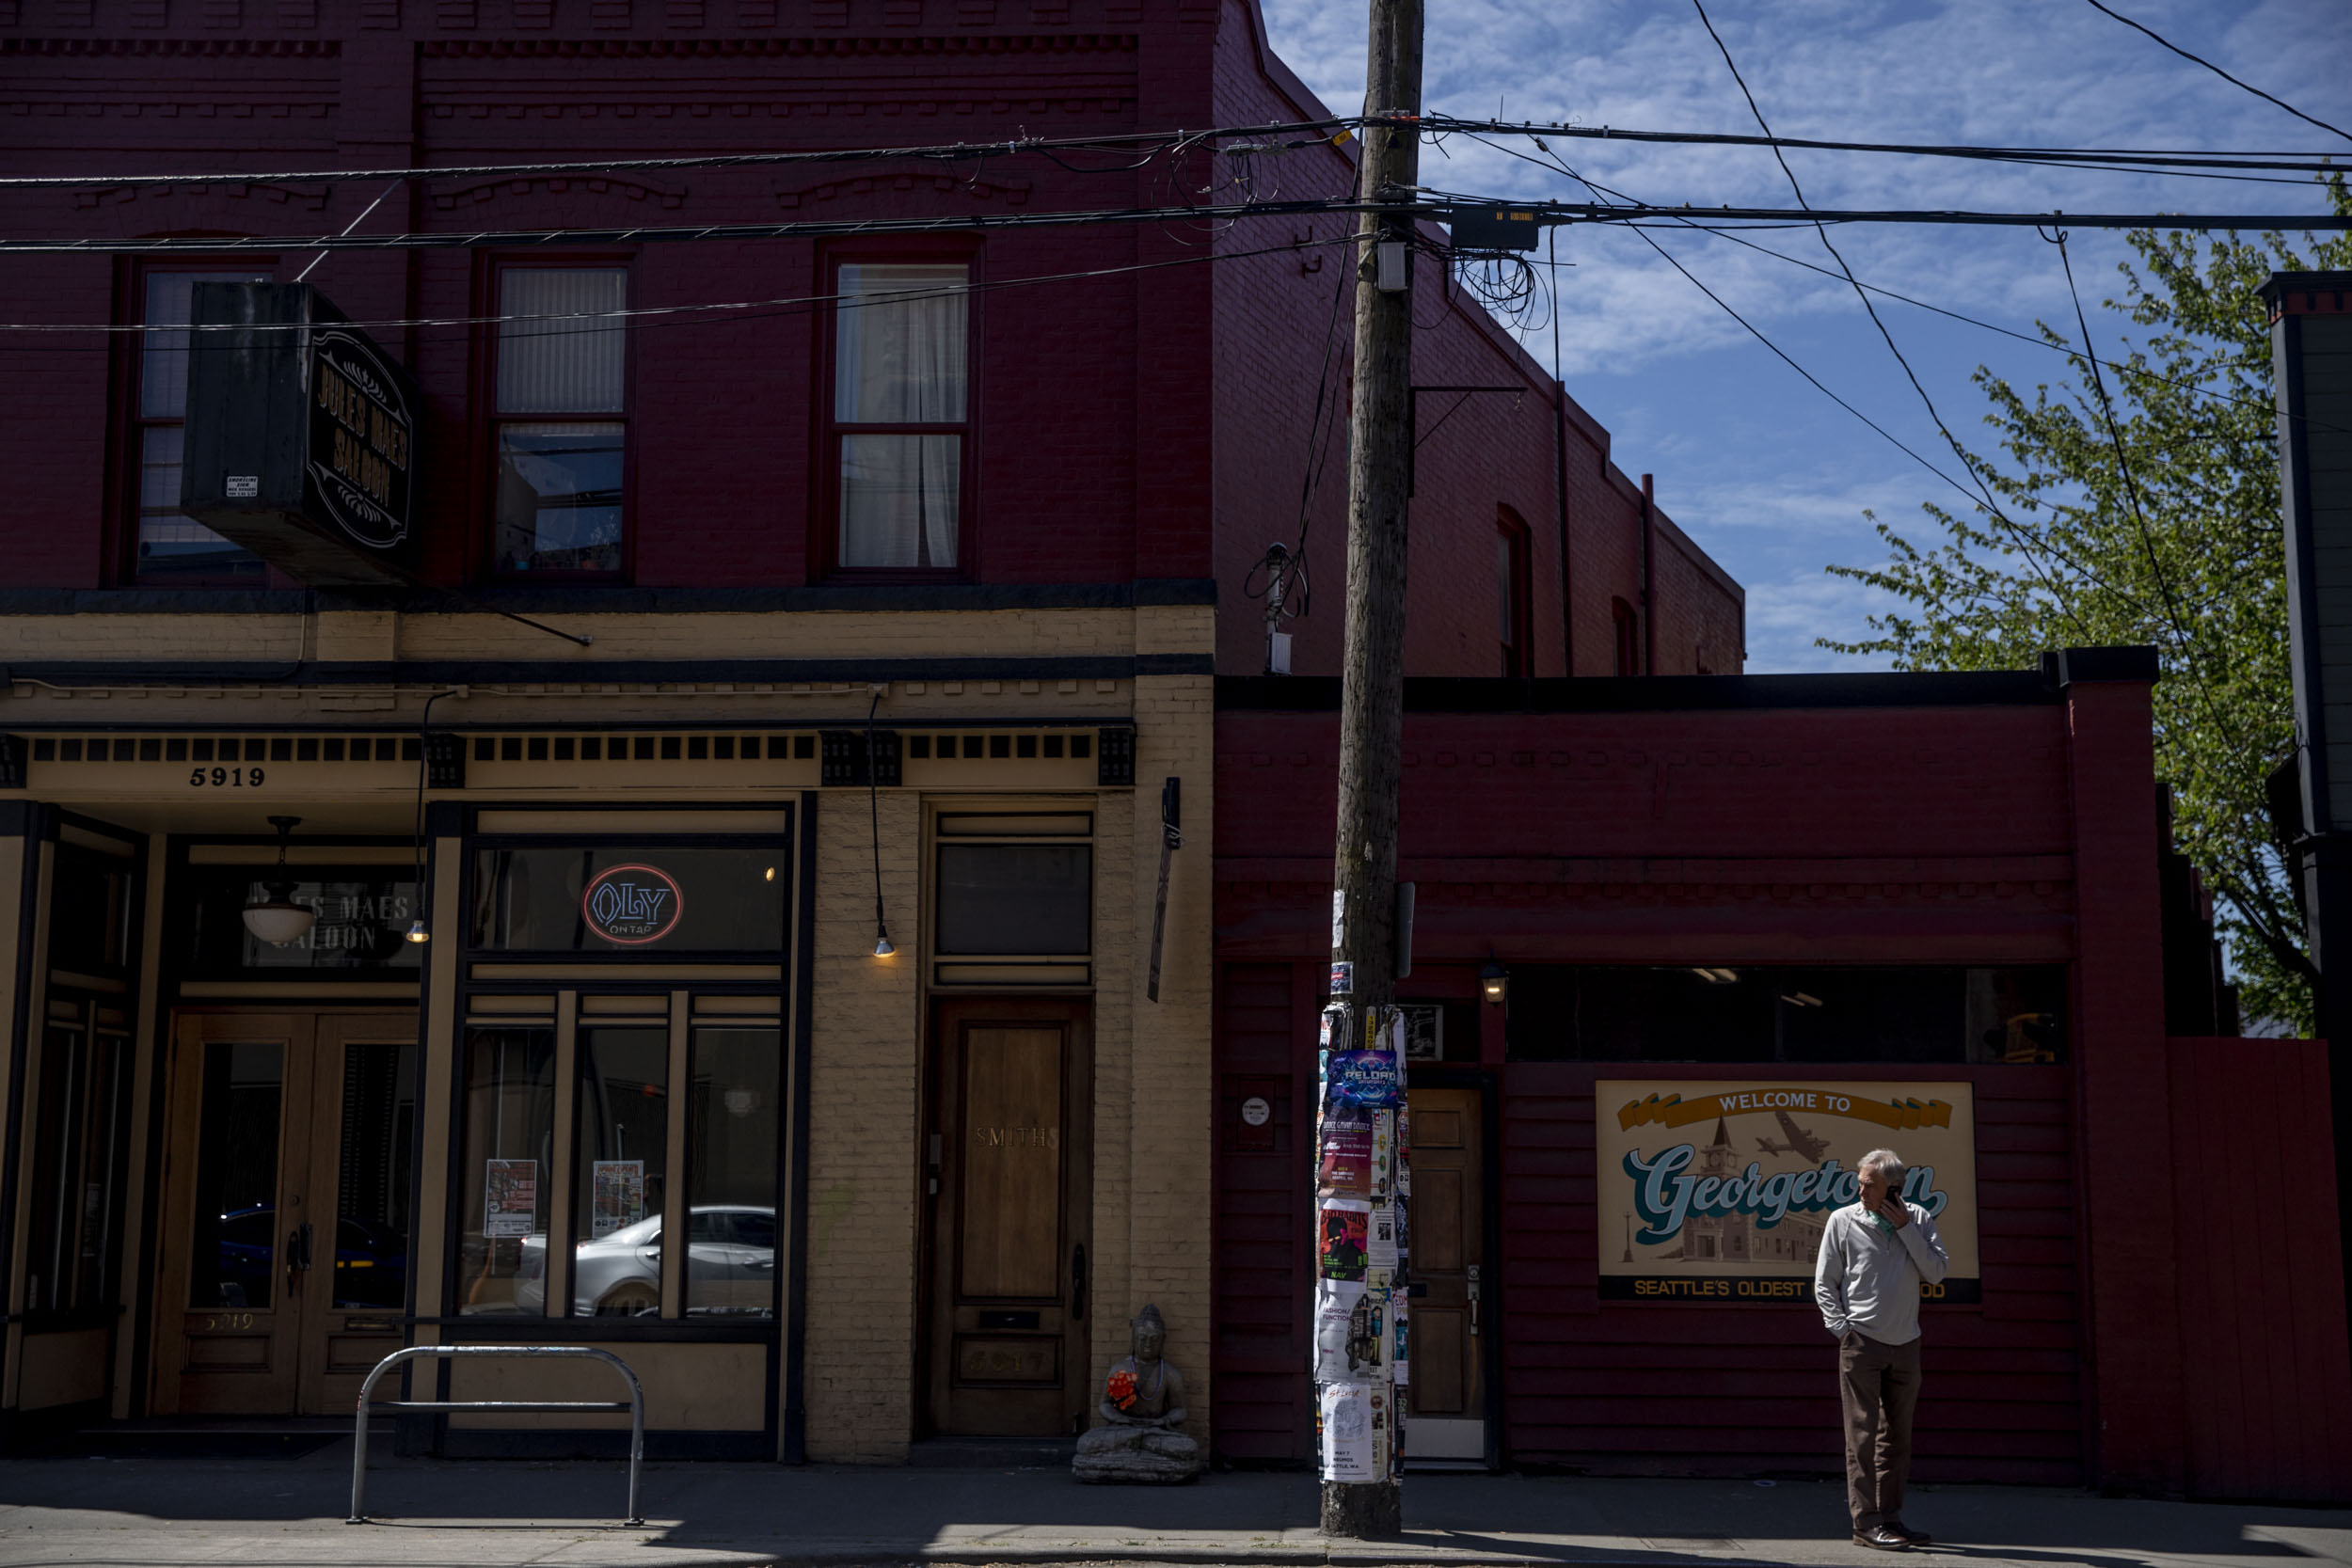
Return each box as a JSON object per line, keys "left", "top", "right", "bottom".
{"left": 1756, "top": 1108, "right": 1831, "bottom": 1164}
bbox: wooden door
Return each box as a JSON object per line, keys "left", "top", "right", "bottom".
{"left": 297, "top": 1015, "right": 416, "bottom": 1415}
{"left": 925, "top": 999, "right": 1092, "bottom": 1438}
{"left": 152, "top": 1013, "right": 319, "bottom": 1416}
{"left": 1406, "top": 1085, "right": 1486, "bottom": 1462}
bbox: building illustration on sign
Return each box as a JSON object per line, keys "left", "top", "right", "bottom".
{"left": 1656, "top": 1117, "right": 1832, "bottom": 1270}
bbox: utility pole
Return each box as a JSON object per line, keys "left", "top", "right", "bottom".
{"left": 1313, "top": 0, "right": 1422, "bottom": 1540}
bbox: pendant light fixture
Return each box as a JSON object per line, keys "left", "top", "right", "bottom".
{"left": 241, "top": 816, "right": 317, "bottom": 948}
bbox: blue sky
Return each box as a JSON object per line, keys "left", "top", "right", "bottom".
{"left": 1254, "top": 0, "right": 2351, "bottom": 672}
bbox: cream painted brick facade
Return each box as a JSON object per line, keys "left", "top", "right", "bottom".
{"left": 800, "top": 677, "right": 1216, "bottom": 1461}
{"left": 804, "top": 786, "right": 926, "bottom": 1464}
{"left": 0, "top": 599, "right": 1219, "bottom": 1462}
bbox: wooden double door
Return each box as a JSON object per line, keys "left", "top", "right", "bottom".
{"left": 924, "top": 999, "right": 1093, "bottom": 1438}
{"left": 151, "top": 1010, "right": 416, "bottom": 1417}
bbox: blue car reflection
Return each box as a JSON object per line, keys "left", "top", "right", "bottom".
{"left": 211, "top": 1207, "right": 408, "bottom": 1309}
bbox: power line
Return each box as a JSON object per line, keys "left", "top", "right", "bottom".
{"left": 0, "top": 120, "right": 1354, "bottom": 192}
{"left": 1655, "top": 211, "right": 2352, "bottom": 440}
{"left": 7, "top": 114, "right": 2336, "bottom": 197}
{"left": 0, "top": 233, "right": 1358, "bottom": 346}
{"left": 1689, "top": 0, "right": 2024, "bottom": 544}
{"left": 2081, "top": 0, "right": 2352, "bottom": 145}
{"left": 1514, "top": 135, "right": 2102, "bottom": 630}
{"left": 4, "top": 195, "right": 2344, "bottom": 259}
{"left": 1417, "top": 113, "right": 2345, "bottom": 174}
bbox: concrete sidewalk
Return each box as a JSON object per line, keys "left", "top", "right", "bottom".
{"left": 2, "top": 1442, "right": 2349, "bottom": 1568}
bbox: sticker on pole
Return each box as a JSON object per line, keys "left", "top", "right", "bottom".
{"left": 1326, "top": 1050, "right": 1399, "bottom": 1109}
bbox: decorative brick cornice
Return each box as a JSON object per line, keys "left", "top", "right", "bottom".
{"left": 0, "top": 34, "right": 339, "bottom": 52}
{"left": 417, "top": 32, "right": 1133, "bottom": 55}
{"left": 433, "top": 172, "right": 687, "bottom": 209}
{"left": 774, "top": 167, "right": 1025, "bottom": 208}
{"left": 69, "top": 178, "right": 329, "bottom": 208}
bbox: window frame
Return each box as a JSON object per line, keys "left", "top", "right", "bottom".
{"left": 815, "top": 241, "right": 981, "bottom": 583}
{"left": 114, "top": 260, "right": 280, "bottom": 587}
{"left": 1497, "top": 506, "right": 1534, "bottom": 678}
{"left": 1612, "top": 596, "right": 1642, "bottom": 677}
{"left": 477, "top": 253, "right": 639, "bottom": 584}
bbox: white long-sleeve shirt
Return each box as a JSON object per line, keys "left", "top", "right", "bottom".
{"left": 1813, "top": 1201, "right": 1948, "bottom": 1346}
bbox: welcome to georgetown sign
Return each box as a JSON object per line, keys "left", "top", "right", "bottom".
{"left": 1595, "top": 1081, "right": 1981, "bottom": 1304}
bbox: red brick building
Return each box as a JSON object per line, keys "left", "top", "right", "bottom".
{"left": 0, "top": 0, "right": 1742, "bottom": 1465}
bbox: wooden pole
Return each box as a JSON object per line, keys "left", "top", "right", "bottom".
{"left": 1315, "top": 0, "right": 1421, "bottom": 1538}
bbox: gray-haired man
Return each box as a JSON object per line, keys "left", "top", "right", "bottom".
{"left": 1813, "top": 1148, "right": 1948, "bottom": 1552}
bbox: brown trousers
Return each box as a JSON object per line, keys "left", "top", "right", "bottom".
{"left": 1838, "top": 1330, "right": 1922, "bottom": 1532}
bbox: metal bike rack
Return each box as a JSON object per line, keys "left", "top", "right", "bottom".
{"left": 347, "top": 1344, "right": 645, "bottom": 1527}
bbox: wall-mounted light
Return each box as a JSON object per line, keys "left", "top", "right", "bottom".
{"left": 241, "top": 816, "right": 316, "bottom": 948}
{"left": 1479, "top": 962, "right": 1509, "bottom": 1006}
{"left": 1779, "top": 991, "right": 1823, "bottom": 1008}
{"left": 1691, "top": 967, "right": 1740, "bottom": 985}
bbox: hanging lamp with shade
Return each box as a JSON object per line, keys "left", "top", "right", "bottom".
{"left": 241, "top": 815, "right": 317, "bottom": 948}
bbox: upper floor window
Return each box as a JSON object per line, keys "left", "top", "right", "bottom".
{"left": 493, "top": 266, "right": 628, "bottom": 576}
{"left": 1613, "top": 596, "right": 1641, "bottom": 676}
{"left": 829, "top": 261, "right": 970, "bottom": 573}
{"left": 1497, "top": 507, "right": 1532, "bottom": 677}
{"left": 130, "top": 270, "right": 270, "bottom": 583}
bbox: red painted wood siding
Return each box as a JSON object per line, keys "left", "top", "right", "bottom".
{"left": 1212, "top": 959, "right": 1310, "bottom": 1461}
{"left": 2168, "top": 1037, "right": 2352, "bottom": 1501}
{"left": 1497, "top": 1063, "right": 2082, "bottom": 1481}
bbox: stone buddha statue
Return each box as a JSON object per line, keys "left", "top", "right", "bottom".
{"left": 1073, "top": 1304, "right": 1200, "bottom": 1483}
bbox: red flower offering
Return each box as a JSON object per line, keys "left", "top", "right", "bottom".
{"left": 1107, "top": 1369, "right": 1138, "bottom": 1411}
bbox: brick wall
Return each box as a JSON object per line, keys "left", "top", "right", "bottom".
{"left": 804, "top": 783, "right": 923, "bottom": 1463}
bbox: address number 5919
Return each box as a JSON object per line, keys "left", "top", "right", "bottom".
{"left": 188, "top": 767, "right": 266, "bottom": 788}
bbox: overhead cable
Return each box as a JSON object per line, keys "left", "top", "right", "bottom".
{"left": 1690, "top": 0, "right": 2026, "bottom": 545}
{"left": 4, "top": 196, "right": 2345, "bottom": 259}
{"left": 2, "top": 114, "right": 2338, "bottom": 196}
{"left": 1416, "top": 114, "right": 2345, "bottom": 173}
{"left": 2081, "top": 0, "right": 2352, "bottom": 145}
{"left": 0, "top": 120, "right": 1356, "bottom": 192}
{"left": 0, "top": 233, "right": 1358, "bottom": 342}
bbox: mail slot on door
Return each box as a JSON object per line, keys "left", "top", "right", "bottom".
{"left": 979, "top": 1309, "right": 1042, "bottom": 1330}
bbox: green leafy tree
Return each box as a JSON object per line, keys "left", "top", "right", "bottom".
{"left": 1823, "top": 182, "right": 2352, "bottom": 1033}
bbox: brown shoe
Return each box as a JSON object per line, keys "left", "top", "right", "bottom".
{"left": 1888, "top": 1521, "right": 1931, "bottom": 1546}
{"left": 1853, "top": 1526, "right": 1912, "bottom": 1551}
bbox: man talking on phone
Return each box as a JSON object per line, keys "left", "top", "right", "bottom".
{"left": 1814, "top": 1148, "right": 1947, "bottom": 1551}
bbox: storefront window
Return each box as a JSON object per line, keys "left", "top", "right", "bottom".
{"left": 187, "top": 870, "right": 422, "bottom": 974}
{"left": 469, "top": 847, "right": 786, "bottom": 953}
{"left": 187, "top": 1040, "right": 282, "bottom": 1310}
{"left": 572, "top": 1026, "right": 669, "bottom": 1317}
{"left": 50, "top": 845, "right": 137, "bottom": 978}
{"left": 686, "top": 1028, "right": 780, "bottom": 1317}
{"left": 27, "top": 1019, "right": 131, "bottom": 1316}
{"left": 335, "top": 1041, "right": 414, "bottom": 1310}
{"left": 456, "top": 1027, "right": 556, "bottom": 1315}
{"left": 1503, "top": 966, "right": 2067, "bottom": 1064}
{"left": 935, "top": 844, "right": 1091, "bottom": 956}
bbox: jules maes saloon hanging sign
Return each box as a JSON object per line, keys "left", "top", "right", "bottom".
{"left": 180, "top": 281, "right": 421, "bottom": 587}
{"left": 1595, "top": 1081, "right": 1980, "bottom": 1304}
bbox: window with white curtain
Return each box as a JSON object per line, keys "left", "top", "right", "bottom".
{"left": 831, "top": 262, "right": 969, "bottom": 571}
{"left": 494, "top": 267, "right": 628, "bottom": 575}
{"left": 131, "top": 270, "right": 270, "bottom": 582}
